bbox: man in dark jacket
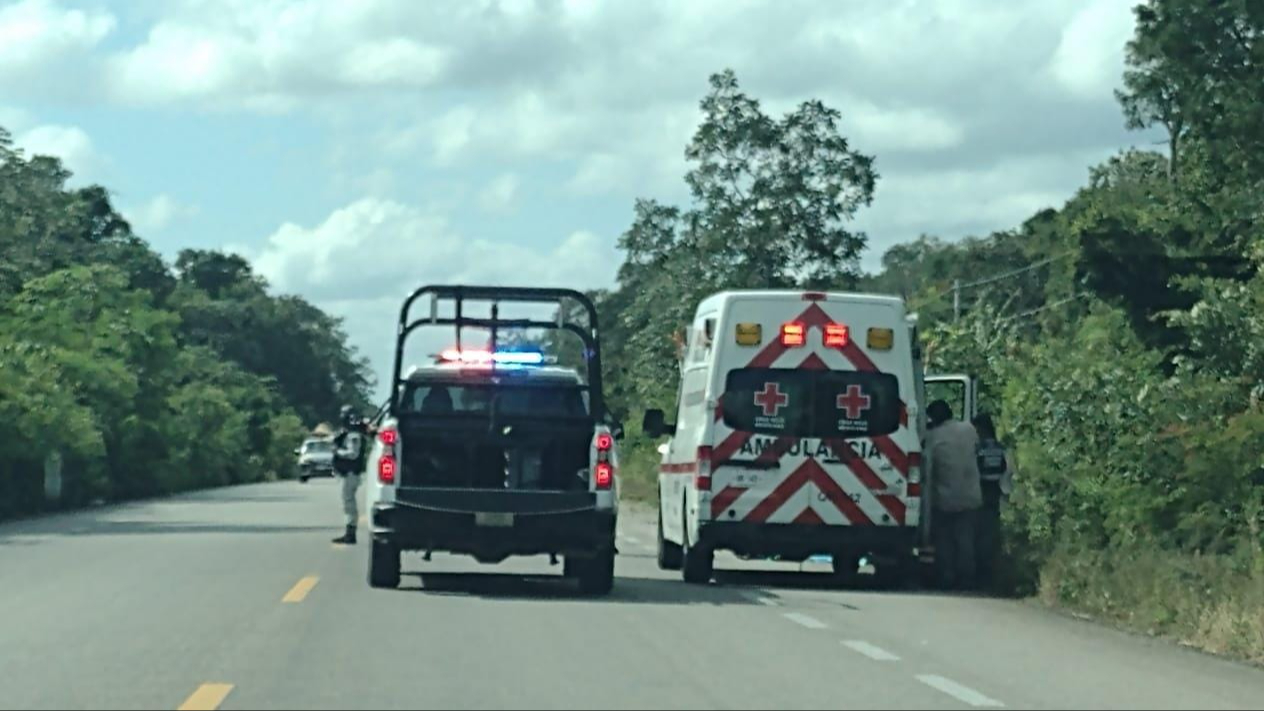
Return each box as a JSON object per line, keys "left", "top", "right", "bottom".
{"left": 925, "top": 400, "right": 983, "bottom": 590}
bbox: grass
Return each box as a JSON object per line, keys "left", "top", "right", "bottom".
{"left": 1035, "top": 541, "right": 1264, "bottom": 665}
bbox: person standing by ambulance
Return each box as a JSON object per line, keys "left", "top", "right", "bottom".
{"left": 331, "top": 405, "right": 368, "bottom": 545}
{"left": 973, "top": 413, "right": 1010, "bottom": 586}
{"left": 924, "top": 400, "right": 983, "bottom": 590}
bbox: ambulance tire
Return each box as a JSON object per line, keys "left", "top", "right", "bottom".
{"left": 657, "top": 507, "right": 683, "bottom": 571}
{"left": 368, "top": 540, "right": 401, "bottom": 589}
{"left": 876, "top": 556, "right": 920, "bottom": 591}
{"left": 681, "top": 513, "right": 713, "bottom": 585}
{"left": 831, "top": 554, "right": 863, "bottom": 587}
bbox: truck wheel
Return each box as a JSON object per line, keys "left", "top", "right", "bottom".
{"left": 681, "top": 513, "right": 713, "bottom": 585}
{"left": 657, "top": 507, "right": 683, "bottom": 571}
{"left": 577, "top": 548, "right": 615, "bottom": 596}
{"left": 299, "top": 475, "right": 309, "bottom": 484}
{"left": 368, "top": 540, "right": 401, "bottom": 589}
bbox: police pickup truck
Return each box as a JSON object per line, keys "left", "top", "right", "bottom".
{"left": 364, "top": 286, "right": 621, "bottom": 595}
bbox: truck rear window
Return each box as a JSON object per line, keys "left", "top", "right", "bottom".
{"left": 721, "top": 368, "right": 901, "bottom": 438}
{"left": 400, "top": 383, "right": 590, "bottom": 419}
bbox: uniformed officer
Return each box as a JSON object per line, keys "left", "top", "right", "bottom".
{"left": 973, "top": 413, "right": 1010, "bottom": 585}
{"left": 332, "top": 405, "right": 368, "bottom": 545}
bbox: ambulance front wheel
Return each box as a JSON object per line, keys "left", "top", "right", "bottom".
{"left": 681, "top": 515, "right": 713, "bottom": 585}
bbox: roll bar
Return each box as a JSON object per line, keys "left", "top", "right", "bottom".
{"left": 390, "top": 285, "right": 604, "bottom": 418}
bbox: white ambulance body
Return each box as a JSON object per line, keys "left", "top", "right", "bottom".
{"left": 646, "top": 290, "right": 932, "bottom": 584}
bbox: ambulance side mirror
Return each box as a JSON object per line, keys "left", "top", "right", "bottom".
{"left": 642, "top": 409, "right": 675, "bottom": 438}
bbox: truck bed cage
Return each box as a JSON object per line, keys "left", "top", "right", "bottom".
{"left": 391, "top": 285, "right": 604, "bottom": 418}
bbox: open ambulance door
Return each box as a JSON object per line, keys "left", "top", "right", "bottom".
{"left": 924, "top": 374, "right": 978, "bottom": 422}
{"left": 916, "top": 374, "right": 979, "bottom": 577}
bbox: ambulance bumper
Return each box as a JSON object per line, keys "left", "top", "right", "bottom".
{"left": 699, "top": 522, "right": 917, "bottom": 561}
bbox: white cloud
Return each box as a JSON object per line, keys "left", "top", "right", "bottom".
{"left": 0, "top": 0, "right": 114, "bottom": 68}
{"left": 252, "top": 197, "right": 619, "bottom": 388}
{"left": 14, "top": 124, "right": 100, "bottom": 178}
{"left": 478, "top": 173, "right": 520, "bottom": 213}
{"left": 254, "top": 198, "right": 618, "bottom": 301}
{"left": 1048, "top": 0, "right": 1137, "bottom": 100}
{"left": 124, "top": 194, "right": 198, "bottom": 235}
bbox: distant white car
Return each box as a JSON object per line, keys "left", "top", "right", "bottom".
{"left": 296, "top": 437, "right": 335, "bottom": 483}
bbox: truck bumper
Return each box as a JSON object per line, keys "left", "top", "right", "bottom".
{"left": 699, "top": 522, "right": 917, "bottom": 562}
{"left": 372, "top": 488, "right": 616, "bottom": 563}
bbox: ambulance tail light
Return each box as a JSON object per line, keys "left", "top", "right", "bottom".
{"left": 378, "top": 454, "right": 397, "bottom": 485}
{"left": 780, "top": 322, "right": 806, "bottom": 347}
{"left": 594, "top": 462, "right": 614, "bottom": 490}
{"left": 695, "top": 446, "right": 713, "bottom": 491}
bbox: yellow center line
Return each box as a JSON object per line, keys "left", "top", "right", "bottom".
{"left": 282, "top": 575, "right": 320, "bottom": 603}
{"left": 178, "top": 683, "right": 233, "bottom": 711}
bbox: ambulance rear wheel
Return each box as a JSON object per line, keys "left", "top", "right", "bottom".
{"left": 681, "top": 515, "right": 713, "bottom": 585}
{"left": 657, "top": 507, "right": 683, "bottom": 571}
{"left": 368, "top": 540, "right": 401, "bottom": 589}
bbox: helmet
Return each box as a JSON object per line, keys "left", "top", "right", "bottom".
{"left": 339, "top": 405, "right": 356, "bottom": 426}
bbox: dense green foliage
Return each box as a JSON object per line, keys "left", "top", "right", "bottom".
{"left": 0, "top": 129, "right": 371, "bottom": 519}
{"left": 596, "top": 0, "right": 1263, "bottom": 658}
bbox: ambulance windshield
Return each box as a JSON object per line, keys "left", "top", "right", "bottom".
{"left": 721, "top": 368, "right": 901, "bottom": 438}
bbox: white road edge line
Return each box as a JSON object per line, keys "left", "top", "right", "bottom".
{"left": 842, "top": 640, "right": 900, "bottom": 662}
{"left": 916, "top": 675, "right": 1004, "bottom": 708}
{"left": 783, "top": 612, "right": 828, "bottom": 630}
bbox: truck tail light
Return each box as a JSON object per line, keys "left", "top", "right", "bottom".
{"left": 594, "top": 462, "right": 613, "bottom": 490}
{"left": 378, "top": 454, "right": 397, "bottom": 485}
{"left": 695, "top": 446, "right": 713, "bottom": 491}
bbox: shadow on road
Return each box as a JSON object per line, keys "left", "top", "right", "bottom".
{"left": 401, "top": 571, "right": 777, "bottom": 606}
{"left": 0, "top": 519, "right": 331, "bottom": 543}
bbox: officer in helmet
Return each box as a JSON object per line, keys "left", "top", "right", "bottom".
{"left": 331, "top": 405, "right": 368, "bottom": 545}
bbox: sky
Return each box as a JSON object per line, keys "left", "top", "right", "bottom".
{"left": 0, "top": 0, "right": 1152, "bottom": 390}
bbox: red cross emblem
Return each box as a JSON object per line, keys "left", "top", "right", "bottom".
{"left": 753, "top": 382, "right": 789, "bottom": 417}
{"left": 836, "top": 384, "right": 872, "bottom": 419}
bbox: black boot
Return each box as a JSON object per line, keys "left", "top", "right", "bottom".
{"left": 332, "top": 526, "right": 357, "bottom": 545}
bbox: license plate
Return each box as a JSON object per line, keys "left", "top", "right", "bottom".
{"left": 475, "top": 512, "right": 514, "bottom": 527}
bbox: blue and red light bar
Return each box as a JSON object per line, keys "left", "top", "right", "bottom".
{"left": 439, "top": 349, "right": 546, "bottom": 366}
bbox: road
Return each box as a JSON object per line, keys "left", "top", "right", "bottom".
{"left": 3, "top": 481, "right": 1264, "bottom": 710}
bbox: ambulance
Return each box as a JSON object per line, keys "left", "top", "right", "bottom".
{"left": 643, "top": 290, "right": 971, "bottom": 585}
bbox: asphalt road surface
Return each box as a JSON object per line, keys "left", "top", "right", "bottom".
{"left": 3, "top": 480, "right": 1264, "bottom": 710}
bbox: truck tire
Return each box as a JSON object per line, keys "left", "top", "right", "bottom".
{"left": 681, "top": 511, "right": 713, "bottom": 585}
{"left": 577, "top": 548, "right": 615, "bottom": 596}
{"left": 299, "top": 474, "right": 309, "bottom": 484}
{"left": 368, "top": 540, "right": 401, "bottom": 589}
{"left": 657, "top": 507, "right": 683, "bottom": 571}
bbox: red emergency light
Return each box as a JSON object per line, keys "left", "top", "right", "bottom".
{"left": 824, "top": 323, "right": 850, "bottom": 348}
{"left": 780, "top": 322, "right": 807, "bottom": 347}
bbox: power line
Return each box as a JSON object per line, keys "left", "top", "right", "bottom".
{"left": 995, "top": 292, "right": 1091, "bottom": 325}
{"left": 910, "top": 250, "right": 1076, "bottom": 311}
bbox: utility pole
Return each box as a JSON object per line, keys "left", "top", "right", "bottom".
{"left": 953, "top": 279, "right": 961, "bottom": 322}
